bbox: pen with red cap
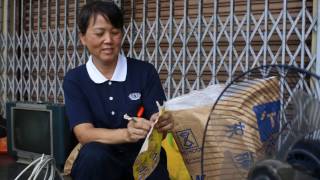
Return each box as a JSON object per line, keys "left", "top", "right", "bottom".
{"left": 137, "top": 106, "right": 144, "bottom": 118}
{"left": 123, "top": 106, "right": 144, "bottom": 122}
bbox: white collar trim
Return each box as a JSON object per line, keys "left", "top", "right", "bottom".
{"left": 86, "top": 55, "right": 127, "bottom": 84}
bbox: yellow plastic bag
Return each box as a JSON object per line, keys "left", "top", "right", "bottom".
{"left": 162, "top": 133, "right": 191, "bottom": 180}
{"left": 132, "top": 105, "right": 164, "bottom": 180}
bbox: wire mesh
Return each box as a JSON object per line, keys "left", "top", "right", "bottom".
{"left": 201, "top": 64, "right": 320, "bottom": 179}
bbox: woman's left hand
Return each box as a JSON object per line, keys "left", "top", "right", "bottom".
{"left": 150, "top": 112, "right": 173, "bottom": 133}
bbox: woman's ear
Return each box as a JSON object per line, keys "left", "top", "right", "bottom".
{"left": 79, "top": 33, "right": 86, "bottom": 46}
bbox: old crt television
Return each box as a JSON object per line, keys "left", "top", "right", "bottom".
{"left": 6, "top": 102, "right": 74, "bottom": 168}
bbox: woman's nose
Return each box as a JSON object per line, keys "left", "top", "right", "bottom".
{"left": 103, "top": 33, "right": 112, "bottom": 43}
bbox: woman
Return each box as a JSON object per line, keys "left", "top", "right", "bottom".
{"left": 63, "top": 1, "right": 173, "bottom": 179}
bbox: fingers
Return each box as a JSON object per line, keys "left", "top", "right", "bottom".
{"left": 150, "top": 112, "right": 159, "bottom": 123}
{"left": 157, "top": 122, "right": 174, "bottom": 133}
{"left": 126, "top": 118, "right": 152, "bottom": 142}
{"left": 154, "top": 112, "right": 174, "bottom": 133}
{"left": 126, "top": 111, "right": 175, "bottom": 142}
{"left": 128, "top": 127, "right": 148, "bottom": 139}
{"left": 134, "top": 118, "right": 153, "bottom": 130}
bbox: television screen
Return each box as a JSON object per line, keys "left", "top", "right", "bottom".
{"left": 6, "top": 102, "right": 75, "bottom": 169}
{"left": 13, "top": 108, "right": 52, "bottom": 155}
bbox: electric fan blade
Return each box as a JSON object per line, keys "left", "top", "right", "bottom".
{"left": 277, "top": 90, "right": 320, "bottom": 160}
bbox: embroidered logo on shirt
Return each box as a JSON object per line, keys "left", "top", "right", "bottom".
{"left": 129, "top": 92, "right": 141, "bottom": 100}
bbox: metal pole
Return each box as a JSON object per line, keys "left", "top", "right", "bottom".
{"left": 2, "top": 0, "right": 9, "bottom": 115}
{"left": 229, "top": 0, "right": 234, "bottom": 82}
{"left": 197, "top": 0, "right": 203, "bottom": 89}
{"left": 281, "top": 0, "right": 287, "bottom": 65}
{"left": 168, "top": 0, "right": 173, "bottom": 98}
{"left": 54, "top": 0, "right": 60, "bottom": 103}
{"left": 263, "top": 0, "right": 268, "bottom": 66}
{"left": 142, "top": 0, "right": 147, "bottom": 60}
{"left": 212, "top": 0, "right": 218, "bottom": 84}
{"left": 37, "top": 0, "right": 41, "bottom": 101}
{"left": 129, "top": 0, "right": 135, "bottom": 57}
{"left": 317, "top": 0, "right": 320, "bottom": 76}
{"left": 182, "top": 0, "right": 188, "bottom": 93}
{"left": 155, "top": 0, "right": 160, "bottom": 70}
{"left": 245, "top": 0, "right": 251, "bottom": 72}
{"left": 63, "top": 0, "right": 68, "bottom": 77}
{"left": 301, "top": 0, "right": 306, "bottom": 69}
{"left": 27, "top": 0, "right": 32, "bottom": 101}
{"left": 18, "top": 0, "right": 24, "bottom": 101}
{"left": 45, "top": 0, "right": 50, "bottom": 102}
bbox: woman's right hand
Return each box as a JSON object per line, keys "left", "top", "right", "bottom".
{"left": 126, "top": 118, "right": 153, "bottom": 142}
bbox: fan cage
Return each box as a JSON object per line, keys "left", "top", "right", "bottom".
{"left": 201, "top": 64, "right": 320, "bottom": 179}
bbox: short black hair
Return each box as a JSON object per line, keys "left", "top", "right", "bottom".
{"left": 78, "top": 1, "right": 124, "bottom": 35}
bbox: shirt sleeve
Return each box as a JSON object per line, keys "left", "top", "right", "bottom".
{"left": 142, "top": 65, "right": 166, "bottom": 119}
{"left": 63, "top": 74, "right": 92, "bottom": 130}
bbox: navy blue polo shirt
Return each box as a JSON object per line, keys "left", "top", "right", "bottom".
{"left": 63, "top": 55, "right": 166, "bottom": 132}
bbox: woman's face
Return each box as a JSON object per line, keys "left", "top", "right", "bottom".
{"left": 80, "top": 14, "right": 122, "bottom": 65}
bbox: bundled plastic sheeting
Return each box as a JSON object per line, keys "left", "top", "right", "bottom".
{"left": 164, "top": 77, "right": 280, "bottom": 179}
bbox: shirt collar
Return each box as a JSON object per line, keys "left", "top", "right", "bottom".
{"left": 86, "top": 54, "right": 127, "bottom": 84}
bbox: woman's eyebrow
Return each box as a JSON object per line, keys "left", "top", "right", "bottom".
{"left": 92, "top": 27, "right": 106, "bottom": 32}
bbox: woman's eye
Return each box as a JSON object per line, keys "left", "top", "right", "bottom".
{"left": 111, "top": 31, "right": 120, "bottom": 35}
{"left": 96, "top": 33, "right": 103, "bottom": 37}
